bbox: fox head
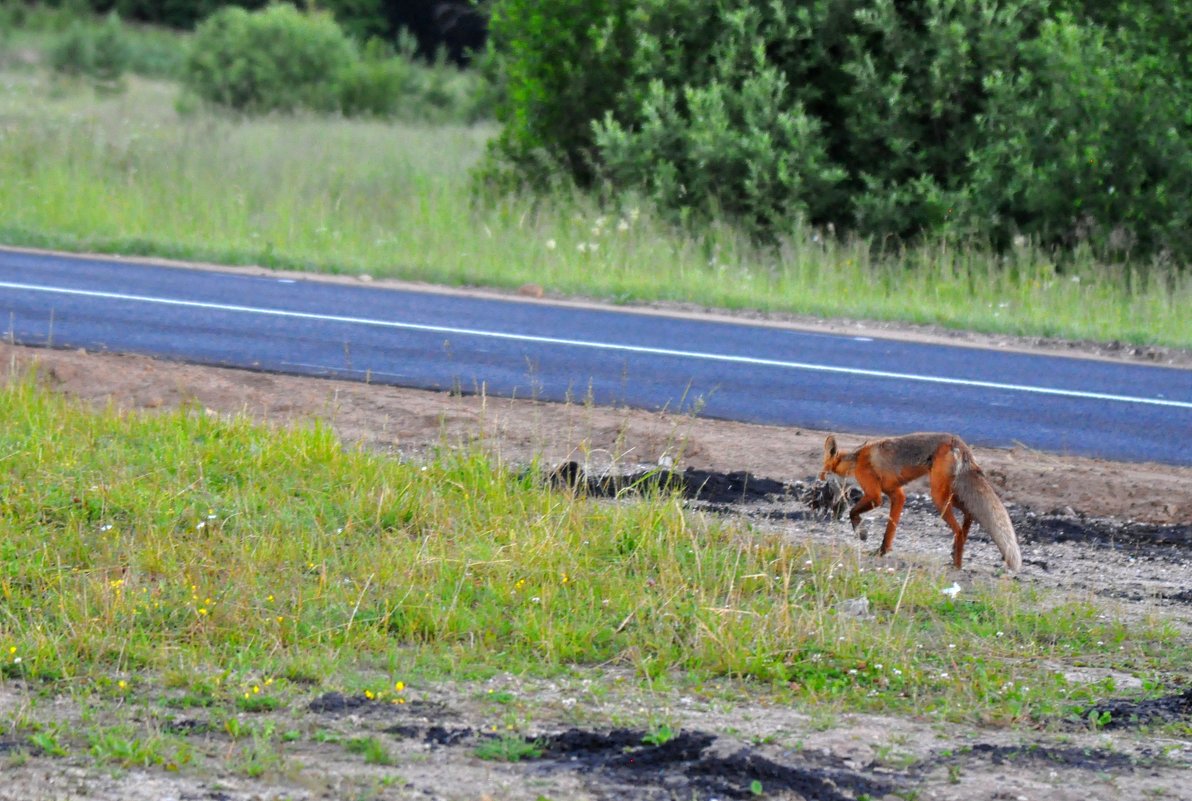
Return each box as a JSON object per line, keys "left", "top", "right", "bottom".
{"left": 819, "top": 434, "right": 842, "bottom": 481}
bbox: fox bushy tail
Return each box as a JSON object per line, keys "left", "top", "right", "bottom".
{"left": 952, "top": 451, "right": 1022, "bottom": 571}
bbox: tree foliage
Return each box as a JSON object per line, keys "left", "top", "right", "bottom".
{"left": 486, "top": 0, "right": 1192, "bottom": 263}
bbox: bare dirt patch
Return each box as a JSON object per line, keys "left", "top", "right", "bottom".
{"left": 1, "top": 340, "right": 1190, "bottom": 801}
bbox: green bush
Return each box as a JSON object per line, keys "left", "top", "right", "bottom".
{"left": 48, "top": 19, "right": 96, "bottom": 75}
{"left": 486, "top": 0, "right": 1192, "bottom": 263}
{"left": 403, "top": 49, "right": 495, "bottom": 124}
{"left": 335, "top": 38, "right": 413, "bottom": 119}
{"left": 825, "top": 1, "right": 1022, "bottom": 240}
{"left": 968, "top": 17, "right": 1192, "bottom": 260}
{"left": 88, "top": 10, "right": 131, "bottom": 88}
{"left": 48, "top": 12, "right": 130, "bottom": 90}
{"left": 183, "top": 3, "right": 355, "bottom": 114}
{"left": 120, "top": 23, "right": 191, "bottom": 79}
{"left": 1, "top": 4, "right": 169, "bottom": 76}
{"left": 181, "top": 5, "right": 490, "bottom": 122}
{"left": 336, "top": 49, "right": 492, "bottom": 124}
{"left": 591, "top": 4, "right": 845, "bottom": 235}
{"left": 328, "top": 34, "right": 493, "bottom": 123}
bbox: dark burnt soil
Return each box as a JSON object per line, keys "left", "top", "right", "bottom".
{"left": 1083, "top": 688, "right": 1192, "bottom": 731}
{"left": 533, "top": 728, "right": 896, "bottom": 801}
{"left": 301, "top": 692, "right": 1186, "bottom": 801}
{"left": 545, "top": 461, "right": 791, "bottom": 504}
{"left": 895, "top": 494, "right": 1192, "bottom": 563}
{"left": 549, "top": 462, "right": 1192, "bottom": 561}
{"left": 307, "top": 692, "right": 899, "bottom": 800}
{"left": 307, "top": 691, "right": 452, "bottom": 719}
{"left": 1012, "top": 512, "right": 1192, "bottom": 560}
{"left": 926, "top": 742, "right": 1145, "bottom": 773}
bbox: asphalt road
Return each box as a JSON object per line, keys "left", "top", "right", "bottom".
{"left": 2, "top": 248, "right": 1190, "bottom": 465}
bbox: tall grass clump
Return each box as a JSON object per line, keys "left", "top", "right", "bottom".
{"left": 0, "top": 377, "right": 1182, "bottom": 721}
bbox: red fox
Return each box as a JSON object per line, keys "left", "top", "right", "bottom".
{"left": 819, "top": 432, "right": 1022, "bottom": 571}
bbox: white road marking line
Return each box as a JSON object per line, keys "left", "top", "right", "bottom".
{"left": 3, "top": 279, "right": 1190, "bottom": 410}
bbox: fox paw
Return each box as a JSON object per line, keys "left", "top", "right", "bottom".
{"left": 852, "top": 521, "right": 869, "bottom": 542}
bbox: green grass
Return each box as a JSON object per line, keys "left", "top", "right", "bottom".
{"left": 0, "top": 375, "right": 1185, "bottom": 727}
{"left": 344, "top": 735, "right": 394, "bottom": 766}
{"left": 0, "top": 67, "right": 1188, "bottom": 347}
{"left": 88, "top": 725, "right": 185, "bottom": 769}
{"left": 474, "top": 734, "right": 543, "bottom": 762}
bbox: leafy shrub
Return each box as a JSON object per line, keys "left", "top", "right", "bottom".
{"left": 180, "top": 4, "right": 490, "bottom": 123}
{"left": 334, "top": 35, "right": 487, "bottom": 123}
{"left": 824, "top": 0, "right": 1049, "bottom": 242}
{"left": 88, "top": 10, "right": 132, "bottom": 88}
{"left": 120, "top": 23, "right": 190, "bottom": 79}
{"left": 592, "top": 7, "right": 845, "bottom": 235}
{"left": 400, "top": 49, "right": 495, "bottom": 124}
{"left": 967, "top": 17, "right": 1192, "bottom": 260}
{"left": 335, "top": 38, "right": 413, "bottom": 119}
{"left": 48, "top": 12, "right": 130, "bottom": 91}
{"left": 183, "top": 3, "right": 355, "bottom": 114}
{"left": 48, "top": 19, "right": 96, "bottom": 75}
{"left": 486, "top": 0, "right": 1192, "bottom": 263}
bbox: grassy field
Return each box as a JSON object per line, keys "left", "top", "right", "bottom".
{"left": 0, "top": 64, "right": 1189, "bottom": 348}
{"left": 0, "top": 377, "right": 1185, "bottom": 729}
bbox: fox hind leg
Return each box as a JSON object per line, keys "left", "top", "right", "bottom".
{"left": 930, "top": 480, "right": 970, "bottom": 568}
{"left": 929, "top": 446, "right": 972, "bottom": 568}
{"left": 950, "top": 513, "right": 973, "bottom": 569}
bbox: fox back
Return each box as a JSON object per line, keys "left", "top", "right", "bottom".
{"left": 821, "top": 432, "right": 955, "bottom": 483}
{"left": 864, "top": 432, "right": 955, "bottom": 481}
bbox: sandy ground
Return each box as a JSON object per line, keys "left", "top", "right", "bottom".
{"left": 1, "top": 306, "right": 1190, "bottom": 800}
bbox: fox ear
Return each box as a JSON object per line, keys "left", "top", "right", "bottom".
{"left": 824, "top": 435, "right": 837, "bottom": 459}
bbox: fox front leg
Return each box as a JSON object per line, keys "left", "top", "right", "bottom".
{"left": 847, "top": 493, "right": 882, "bottom": 542}
{"left": 878, "top": 487, "right": 906, "bottom": 556}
